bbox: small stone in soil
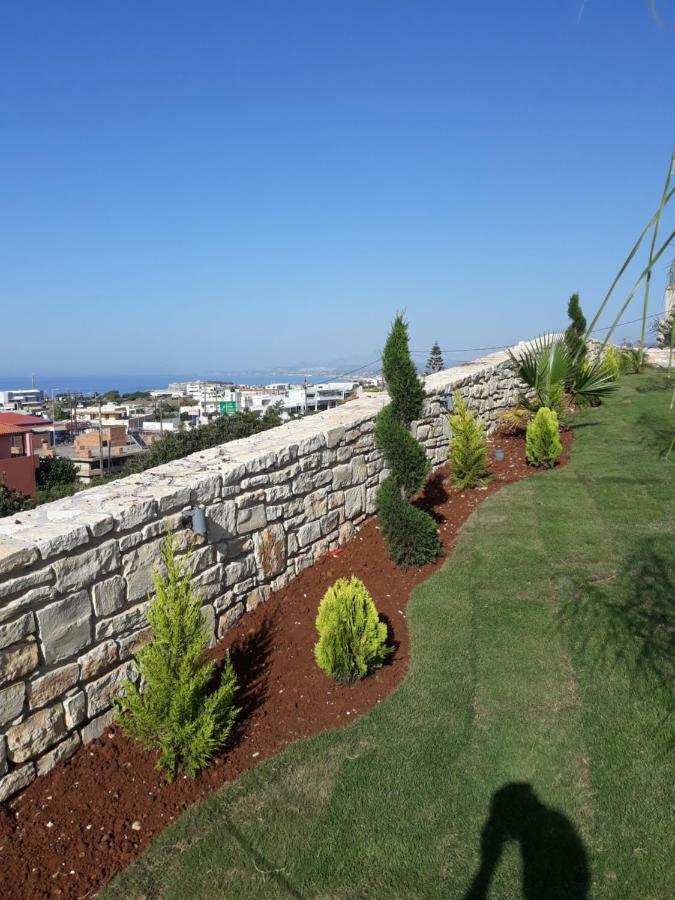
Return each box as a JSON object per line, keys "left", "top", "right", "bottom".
{"left": 131, "top": 821, "right": 141, "bottom": 831}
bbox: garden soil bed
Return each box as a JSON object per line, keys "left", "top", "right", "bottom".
{"left": 0, "top": 431, "right": 572, "bottom": 899}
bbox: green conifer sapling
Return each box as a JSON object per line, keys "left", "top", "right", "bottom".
{"left": 115, "top": 534, "right": 239, "bottom": 781}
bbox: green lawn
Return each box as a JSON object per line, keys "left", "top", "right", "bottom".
{"left": 106, "top": 373, "right": 674, "bottom": 899}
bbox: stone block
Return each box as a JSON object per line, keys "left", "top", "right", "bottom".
{"left": 246, "top": 585, "right": 271, "bottom": 612}
{"left": 320, "top": 511, "right": 340, "bottom": 536}
{"left": 117, "top": 627, "right": 152, "bottom": 660}
{"left": 122, "top": 537, "right": 164, "bottom": 602}
{"left": 0, "top": 539, "right": 39, "bottom": 575}
{"left": 217, "top": 603, "right": 244, "bottom": 638}
{"left": 0, "top": 763, "right": 35, "bottom": 802}
{"left": 350, "top": 455, "right": 367, "bottom": 484}
{"left": 225, "top": 556, "right": 257, "bottom": 587}
{"left": 206, "top": 500, "right": 237, "bottom": 542}
{"left": 0, "top": 612, "right": 35, "bottom": 651}
{"left": 191, "top": 563, "right": 226, "bottom": 603}
{"left": 0, "top": 640, "right": 38, "bottom": 687}
{"left": 325, "top": 425, "right": 345, "bottom": 448}
{"left": 298, "top": 521, "right": 321, "bottom": 548}
{"left": 28, "top": 663, "right": 79, "bottom": 709}
{"left": 332, "top": 464, "right": 352, "bottom": 489}
{"left": 344, "top": 485, "right": 365, "bottom": 519}
{"left": 80, "top": 709, "right": 114, "bottom": 745}
{"left": 237, "top": 504, "right": 267, "bottom": 534}
{"left": 6, "top": 703, "right": 66, "bottom": 763}
{"left": 36, "top": 591, "right": 92, "bottom": 665}
{"left": 37, "top": 732, "right": 81, "bottom": 776}
{"left": 200, "top": 604, "right": 216, "bottom": 648}
{"left": 253, "top": 525, "right": 286, "bottom": 578}
{"left": 95, "top": 602, "right": 149, "bottom": 641}
{"left": 14, "top": 524, "right": 89, "bottom": 560}
{"left": 53, "top": 541, "right": 120, "bottom": 593}
{"left": 63, "top": 691, "right": 86, "bottom": 729}
{"left": 0, "top": 565, "right": 54, "bottom": 602}
{"left": 92, "top": 575, "right": 126, "bottom": 617}
{"left": 304, "top": 489, "right": 327, "bottom": 519}
{"left": 79, "top": 640, "right": 118, "bottom": 681}
{"left": 0, "top": 681, "right": 25, "bottom": 726}
{"left": 86, "top": 661, "right": 137, "bottom": 717}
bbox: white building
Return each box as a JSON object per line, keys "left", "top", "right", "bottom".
{"left": 0, "top": 388, "right": 45, "bottom": 408}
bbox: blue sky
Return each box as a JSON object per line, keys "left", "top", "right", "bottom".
{"left": 1, "top": 0, "right": 673, "bottom": 377}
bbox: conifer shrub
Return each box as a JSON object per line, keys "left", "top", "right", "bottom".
{"left": 448, "top": 391, "right": 490, "bottom": 488}
{"left": 525, "top": 407, "right": 563, "bottom": 469}
{"left": 115, "top": 535, "right": 239, "bottom": 781}
{"left": 374, "top": 314, "right": 441, "bottom": 568}
{"left": 564, "top": 293, "right": 588, "bottom": 364}
{"left": 376, "top": 476, "right": 442, "bottom": 568}
{"left": 314, "top": 576, "right": 390, "bottom": 682}
{"left": 374, "top": 404, "right": 430, "bottom": 497}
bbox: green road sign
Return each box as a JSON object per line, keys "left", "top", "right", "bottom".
{"left": 219, "top": 400, "right": 237, "bottom": 416}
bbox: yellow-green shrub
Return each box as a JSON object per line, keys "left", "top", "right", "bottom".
{"left": 448, "top": 391, "right": 490, "bottom": 488}
{"left": 314, "top": 576, "right": 390, "bottom": 682}
{"left": 525, "top": 407, "right": 562, "bottom": 468}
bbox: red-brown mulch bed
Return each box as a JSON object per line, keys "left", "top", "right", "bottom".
{"left": 0, "top": 431, "right": 572, "bottom": 898}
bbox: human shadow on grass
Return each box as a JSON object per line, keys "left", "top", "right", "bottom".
{"left": 559, "top": 535, "right": 674, "bottom": 694}
{"left": 464, "top": 783, "right": 590, "bottom": 900}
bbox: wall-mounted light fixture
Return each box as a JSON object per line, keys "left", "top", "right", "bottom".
{"left": 444, "top": 394, "right": 455, "bottom": 413}
{"left": 181, "top": 505, "right": 208, "bottom": 545}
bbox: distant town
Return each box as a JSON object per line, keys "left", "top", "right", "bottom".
{"left": 0, "top": 375, "right": 383, "bottom": 498}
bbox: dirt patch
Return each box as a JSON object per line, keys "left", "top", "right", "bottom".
{"left": 0, "top": 432, "right": 572, "bottom": 898}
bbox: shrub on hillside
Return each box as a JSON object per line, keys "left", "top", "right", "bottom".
{"left": 374, "top": 314, "right": 441, "bottom": 568}
{"left": 376, "top": 476, "right": 442, "bottom": 568}
{"left": 448, "top": 391, "right": 490, "bottom": 488}
{"left": 0, "top": 480, "right": 34, "bottom": 517}
{"left": 35, "top": 455, "right": 79, "bottom": 490}
{"left": 314, "top": 576, "right": 390, "bottom": 682}
{"left": 525, "top": 407, "right": 563, "bottom": 469}
{"left": 123, "top": 407, "right": 283, "bottom": 474}
{"left": 115, "top": 534, "right": 239, "bottom": 780}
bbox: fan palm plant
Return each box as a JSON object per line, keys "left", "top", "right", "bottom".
{"left": 509, "top": 335, "right": 617, "bottom": 413}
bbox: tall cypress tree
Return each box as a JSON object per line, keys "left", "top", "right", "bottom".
{"left": 374, "top": 314, "right": 441, "bottom": 568}
{"left": 425, "top": 341, "right": 444, "bottom": 374}
{"left": 564, "top": 293, "right": 588, "bottom": 363}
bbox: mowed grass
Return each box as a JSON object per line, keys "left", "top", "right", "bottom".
{"left": 105, "top": 373, "right": 674, "bottom": 899}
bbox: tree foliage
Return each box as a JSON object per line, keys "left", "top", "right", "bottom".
{"left": 425, "top": 341, "right": 444, "bottom": 375}
{"left": 375, "top": 315, "right": 441, "bottom": 568}
{"left": 314, "top": 576, "right": 390, "bottom": 682}
{"left": 375, "top": 476, "right": 442, "bottom": 568}
{"left": 525, "top": 407, "right": 563, "bottom": 468}
{"left": 564, "top": 293, "right": 588, "bottom": 363}
{"left": 124, "top": 407, "right": 283, "bottom": 474}
{"left": 35, "top": 455, "right": 79, "bottom": 490}
{"left": 0, "top": 480, "right": 34, "bottom": 517}
{"left": 115, "top": 535, "right": 239, "bottom": 781}
{"left": 448, "top": 391, "right": 490, "bottom": 488}
{"left": 381, "top": 314, "right": 426, "bottom": 425}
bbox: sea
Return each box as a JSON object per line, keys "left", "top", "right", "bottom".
{"left": 0, "top": 371, "right": 363, "bottom": 397}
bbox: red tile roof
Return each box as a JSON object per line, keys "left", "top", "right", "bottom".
{"left": 0, "top": 412, "right": 51, "bottom": 429}
{"left": 0, "top": 422, "right": 26, "bottom": 435}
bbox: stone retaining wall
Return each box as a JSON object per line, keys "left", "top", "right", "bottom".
{"left": 0, "top": 342, "right": 530, "bottom": 802}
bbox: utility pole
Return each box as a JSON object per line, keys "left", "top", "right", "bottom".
{"left": 98, "top": 396, "right": 104, "bottom": 477}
